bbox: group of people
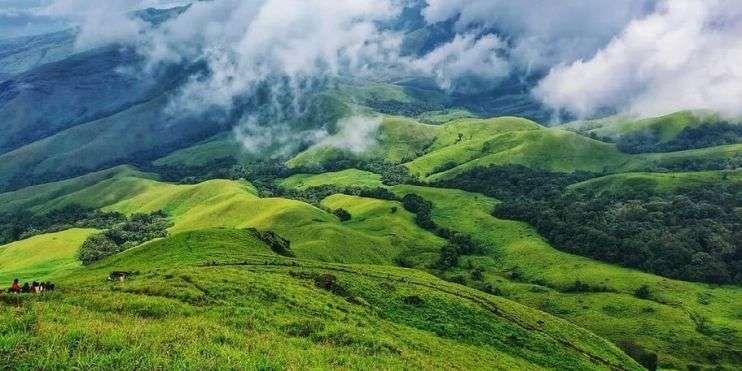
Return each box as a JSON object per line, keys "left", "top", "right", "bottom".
{"left": 4, "top": 278, "right": 55, "bottom": 294}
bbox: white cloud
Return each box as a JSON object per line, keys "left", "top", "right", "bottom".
{"left": 411, "top": 33, "right": 510, "bottom": 91}
{"left": 317, "top": 115, "right": 381, "bottom": 154}
{"left": 37, "top": 0, "right": 148, "bottom": 50}
{"left": 422, "top": 0, "right": 655, "bottom": 70}
{"left": 534, "top": 0, "right": 742, "bottom": 118}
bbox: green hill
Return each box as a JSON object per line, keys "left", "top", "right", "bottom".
{"left": 563, "top": 110, "right": 720, "bottom": 142}
{"left": 0, "top": 228, "right": 641, "bottom": 370}
{"left": 1, "top": 111, "right": 740, "bottom": 370}
{"left": 0, "top": 228, "right": 96, "bottom": 283}
{"left": 275, "top": 175, "right": 741, "bottom": 369}
{"left": 285, "top": 114, "right": 741, "bottom": 183}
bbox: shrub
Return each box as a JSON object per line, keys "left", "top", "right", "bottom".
{"left": 248, "top": 228, "right": 295, "bottom": 257}
{"left": 634, "top": 285, "right": 652, "bottom": 300}
{"left": 333, "top": 208, "right": 351, "bottom": 222}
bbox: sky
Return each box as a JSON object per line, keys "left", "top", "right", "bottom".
{"left": 2, "top": 0, "right": 741, "bottom": 121}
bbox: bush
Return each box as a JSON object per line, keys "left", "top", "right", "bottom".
{"left": 248, "top": 228, "right": 294, "bottom": 257}
{"left": 333, "top": 208, "right": 351, "bottom": 222}
{"left": 634, "top": 285, "right": 652, "bottom": 300}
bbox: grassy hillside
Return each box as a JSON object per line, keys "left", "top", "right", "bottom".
{"left": 0, "top": 94, "right": 227, "bottom": 192}
{"left": 0, "top": 228, "right": 641, "bottom": 370}
{"left": 569, "top": 169, "right": 742, "bottom": 196}
{"left": 0, "top": 228, "right": 96, "bottom": 283}
{"left": 153, "top": 132, "right": 248, "bottom": 168}
{"left": 563, "top": 111, "right": 720, "bottom": 142}
{"left": 286, "top": 114, "right": 741, "bottom": 184}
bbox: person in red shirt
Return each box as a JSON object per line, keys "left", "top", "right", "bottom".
{"left": 9, "top": 278, "right": 21, "bottom": 293}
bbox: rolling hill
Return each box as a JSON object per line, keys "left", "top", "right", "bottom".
{"left": 0, "top": 228, "right": 641, "bottom": 369}
{"left": 0, "top": 9, "right": 740, "bottom": 369}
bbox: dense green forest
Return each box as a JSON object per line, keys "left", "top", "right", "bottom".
{"left": 438, "top": 166, "right": 741, "bottom": 284}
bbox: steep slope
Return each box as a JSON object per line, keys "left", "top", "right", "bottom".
{"left": 0, "top": 45, "right": 191, "bottom": 155}
{"left": 0, "top": 30, "right": 75, "bottom": 80}
{"left": 388, "top": 185, "right": 742, "bottom": 370}
{"left": 0, "top": 94, "right": 228, "bottom": 191}
{"left": 0, "top": 165, "right": 156, "bottom": 214}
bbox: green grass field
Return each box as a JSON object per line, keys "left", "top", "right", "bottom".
{"left": 0, "top": 228, "right": 642, "bottom": 370}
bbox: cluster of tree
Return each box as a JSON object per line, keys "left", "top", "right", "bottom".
{"left": 440, "top": 165, "right": 740, "bottom": 284}
{"left": 617, "top": 121, "right": 742, "bottom": 154}
{"left": 365, "top": 99, "right": 444, "bottom": 118}
{"left": 659, "top": 155, "right": 742, "bottom": 172}
{"left": 246, "top": 228, "right": 294, "bottom": 257}
{"left": 435, "top": 165, "right": 595, "bottom": 200}
{"left": 400, "top": 194, "right": 485, "bottom": 270}
{"left": 0, "top": 205, "right": 125, "bottom": 245}
{"left": 77, "top": 211, "right": 171, "bottom": 265}
{"left": 495, "top": 184, "right": 741, "bottom": 284}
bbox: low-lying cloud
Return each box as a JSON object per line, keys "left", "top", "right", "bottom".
{"left": 21, "top": 0, "right": 742, "bottom": 143}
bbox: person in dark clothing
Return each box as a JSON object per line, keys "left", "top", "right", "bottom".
{"left": 21, "top": 282, "right": 31, "bottom": 293}
{"left": 9, "top": 279, "right": 21, "bottom": 293}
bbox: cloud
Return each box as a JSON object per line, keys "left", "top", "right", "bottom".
{"left": 317, "top": 115, "right": 381, "bottom": 154}
{"left": 534, "top": 0, "right": 742, "bottom": 118}
{"left": 411, "top": 33, "right": 510, "bottom": 92}
{"left": 37, "top": 0, "right": 148, "bottom": 50}
{"left": 421, "top": 0, "right": 655, "bottom": 71}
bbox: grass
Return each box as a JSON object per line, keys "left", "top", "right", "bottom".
{"left": 279, "top": 169, "right": 383, "bottom": 190}
{"left": 387, "top": 185, "right": 742, "bottom": 370}
{"left": 0, "top": 229, "right": 96, "bottom": 283}
{"left": 0, "top": 228, "right": 642, "bottom": 370}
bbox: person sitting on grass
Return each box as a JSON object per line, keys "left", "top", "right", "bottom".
{"left": 10, "top": 279, "right": 21, "bottom": 293}
{"left": 21, "top": 282, "right": 31, "bottom": 293}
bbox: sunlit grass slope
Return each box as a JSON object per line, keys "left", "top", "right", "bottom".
{"left": 279, "top": 169, "right": 383, "bottom": 190}
{"left": 0, "top": 228, "right": 641, "bottom": 370}
{"left": 388, "top": 185, "right": 742, "bottom": 370}
{"left": 0, "top": 228, "right": 96, "bottom": 283}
